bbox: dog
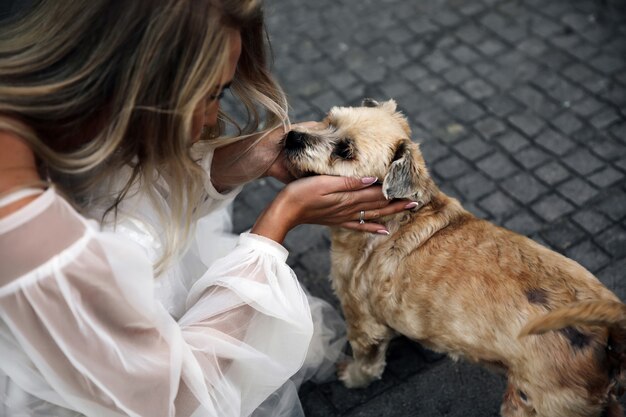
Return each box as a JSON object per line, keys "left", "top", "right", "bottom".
{"left": 283, "top": 99, "right": 626, "bottom": 417}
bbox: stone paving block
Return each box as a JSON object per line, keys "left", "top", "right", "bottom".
{"left": 311, "top": 91, "right": 347, "bottom": 114}
{"left": 300, "top": 389, "right": 339, "bottom": 417}
{"left": 477, "top": 152, "right": 519, "bottom": 179}
{"left": 284, "top": 224, "right": 330, "bottom": 254}
{"left": 484, "top": 95, "right": 521, "bottom": 117}
{"left": 450, "top": 45, "right": 481, "bottom": 64}
{"left": 534, "top": 161, "right": 571, "bottom": 185}
{"left": 435, "top": 88, "right": 467, "bottom": 109}
{"left": 461, "top": 78, "right": 496, "bottom": 100}
{"left": 385, "top": 338, "right": 429, "bottom": 380}
{"left": 441, "top": 66, "right": 471, "bottom": 85}
{"left": 455, "top": 23, "right": 485, "bottom": 43}
{"left": 598, "top": 225, "right": 626, "bottom": 258}
{"left": 589, "top": 54, "right": 625, "bottom": 74}
{"left": 423, "top": 52, "right": 455, "bottom": 73}
{"left": 478, "top": 190, "right": 520, "bottom": 220}
{"left": 450, "top": 102, "right": 486, "bottom": 123}
{"left": 504, "top": 211, "right": 543, "bottom": 236}
{"left": 535, "top": 128, "right": 576, "bottom": 156}
{"left": 517, "top": 37, "right": 548, "bottom": 57}
{"left": 344, "top": 360, "right": 505, "bottom": 417}
{"left": 502, "top": 172, "right": 548, "bottom": 204}
{"left": 529, "top": 13, "right": 562, "bottom": 38}
{"left": 508, "top": 112, "right": 546, "bottom": 137}
{"left": 510, "top": 84, "right": 561, "bottom": 119}
{"left": 563, "top": 63, "right": 597, "bottom": 84}
{"left": 474, "top": 117, "right": 507, "bottom": 140}
{"left": 594, "top": 192, "right": 626, "bottom": 222}
{"left": 598, "top": 258, "right": 626, "bottom": 299}
{"left": 476, "top": 38, "right": 506, "bottom": 56}
{"left": 540, "top": 218, "right": 587, "bottom": 251}
{"left": 587, "top": 136, "right": 626, "bottom": 162}
{"left": 572, "top": 209, "right": 613, "bottom": 235}
{"left": 566, "top": 239, "right": 612, "bottom": 273}
{"left": 557, "top": 177, "right": 600, "bottom": 206}
{"left": 562, "top": 148, "right": 605, "bottom": 175}
{"left": 551, "top": 111, "right": 584, "bottom": 136}
{"left": 591, "top": 108, "right": 623, "bottom": 130}
{"left": 512, "top": 147, "right": 551, "bottom": 170}
{"left": 419, "top": 140, "right": 450, "bottom": 164}
{"left": 400, "top": 64, "right": 429, "bottom": 82}
{"left": 495, "top": 130, "right": 530, "bottom": 153}
{"left": 454, "top": 172, "right": 497, "bottom": 201}
{"left": 455, "top": 136, "right": 493, "bottom": 161}
{"left": 433, "top": 155, "right": 471, "bottom": 180}
{"left": 416, "top": 76, "right": 446, "bottom": 94}
{"left": 320, "top": 374, "right": 400, "bottom": 414}
{"left": 570, "top": 96, "right": 605, "bottom": 117}
{"left": 532, "top": 194, "right": 575, "bottom": 222}
{"left": 589, "top": 166, "right": 625, "bottom": 187}
{"left": 415, "top": 106, "right": 451, "bottom": 131}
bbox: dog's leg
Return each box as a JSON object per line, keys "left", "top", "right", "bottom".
{"left": 339, "top": 322, "right": 393, "bottom": 388}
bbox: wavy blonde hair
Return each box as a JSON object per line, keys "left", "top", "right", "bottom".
{"left": 0, "top": 0, "right": 288, "bottom": 273}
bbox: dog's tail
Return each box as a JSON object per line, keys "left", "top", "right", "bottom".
{"left": 519, "top": 300, "right": 626, "bottom": 414}
{"left": 518, "top": 300, "right": 626, "bottom": 338}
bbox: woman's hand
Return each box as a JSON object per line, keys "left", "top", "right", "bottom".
{"left": 251, "top": 175, "right": 415, "bottom": 244}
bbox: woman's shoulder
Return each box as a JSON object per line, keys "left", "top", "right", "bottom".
{"left": 0, "top": 130, "right": 43, "bottom": 219}
{"left": 0, "top": 186, "right": 156, "bottom": 297}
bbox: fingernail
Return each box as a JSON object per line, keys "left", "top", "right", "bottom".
{"left": 361, "top": 177, "right": 378, "bottom": 185}
{"left": 376, "top": 229, "right": 390, "bottom": 235}
{"left": 404, "top": 201, "right": 419, "bottom": 209}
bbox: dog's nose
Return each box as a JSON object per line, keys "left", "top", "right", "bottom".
{"left": 285, "top": 130, "right": 307, "bottom": 151}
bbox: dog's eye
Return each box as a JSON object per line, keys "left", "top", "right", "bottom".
{"left": 518, "top": 390, "right": 529, "bottom": 403}
{"left": 332, "top": 139, "right": 355, "bottom": 160}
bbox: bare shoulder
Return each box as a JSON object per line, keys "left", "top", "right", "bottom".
{"left": 0, "top": 129, "right": 42, "bottom": 218}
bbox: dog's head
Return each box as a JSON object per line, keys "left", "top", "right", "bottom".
{"left": 284, "top": 99, "right": 436, "bottom": 202}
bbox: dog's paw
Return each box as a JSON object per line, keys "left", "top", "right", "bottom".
{"left": 337, "top": 361, "right": 377, "bottom": 389}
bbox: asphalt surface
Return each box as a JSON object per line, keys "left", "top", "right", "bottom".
{"left": 233, "top": 0, "right": 626, "bottom": 416}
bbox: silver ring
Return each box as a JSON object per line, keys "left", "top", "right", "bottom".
{"left": 359, "top": 210, "right": 366, "bottom": 224}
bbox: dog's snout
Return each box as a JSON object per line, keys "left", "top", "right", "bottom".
{"left": 285, "top": 130, "right": 307, "bottom": 151}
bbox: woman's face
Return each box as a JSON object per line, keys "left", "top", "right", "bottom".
{"left": 192, "top": 28, "right": 242, "bottom": 140}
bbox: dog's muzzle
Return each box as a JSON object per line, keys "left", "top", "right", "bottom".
{"left": 285, "top": 130, "right": 308, "bottom": 153}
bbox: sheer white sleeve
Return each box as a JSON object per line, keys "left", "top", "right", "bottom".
{"left": 0, "top": 189, "right": 313, "bottom": 417}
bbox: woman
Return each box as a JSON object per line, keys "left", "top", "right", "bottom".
{"left": 0, "top": 1, "right": 413, "bottom": 416}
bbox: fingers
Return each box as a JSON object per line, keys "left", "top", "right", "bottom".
{"left": 317, "top": 175, "right": 379, "bottom": 195}
{"left": 354, "top": 199, "right": 415, "bottom": 221}
{"left": 340, "top": 221, "right": 390, "bottom": 235}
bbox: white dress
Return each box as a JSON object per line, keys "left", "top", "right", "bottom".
{"left": 0, "top": 152, "right": 346, "bottom": 416}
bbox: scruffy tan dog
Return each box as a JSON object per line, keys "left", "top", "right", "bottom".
{"left": 283, "top": 99, "right": 626, "bottom": 417}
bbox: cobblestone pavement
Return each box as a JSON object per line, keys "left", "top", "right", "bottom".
{"left": 231, "top": 0, "right": 626, "bottom": 416}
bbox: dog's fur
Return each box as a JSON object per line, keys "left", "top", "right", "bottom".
{"left": 284, "top": 99, "right": 626, "bottom": 417}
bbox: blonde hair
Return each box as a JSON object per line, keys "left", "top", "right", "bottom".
{"left": 0, "top": 0, "right": 289, "bottom": 273}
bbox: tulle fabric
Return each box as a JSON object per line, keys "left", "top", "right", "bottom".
{"left": 0, "top": 153, "right": 346, "bottom": 416}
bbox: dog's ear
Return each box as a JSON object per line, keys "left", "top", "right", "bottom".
{"left": 382, "top": 140, "right": 435, "bottom": 201}
{"left": 362, "top": 98, "right": 380, "bottom": 108}
{"left": 380, "top": 99, "right": 398, "bottom": 114}
{"left": 361, "top": 98, "right": 398, "bottom": 114}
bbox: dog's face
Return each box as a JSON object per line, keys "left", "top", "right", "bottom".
{"left": 284, "top": 99, "right": 434, "bottom": 202}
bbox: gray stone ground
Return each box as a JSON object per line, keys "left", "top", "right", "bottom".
{"left": 233, "top": 0, "right": 626, "bottom": 416}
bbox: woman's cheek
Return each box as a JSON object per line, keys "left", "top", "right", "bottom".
{"left": 205, "top": 100, "right": 219, "bottom": 126}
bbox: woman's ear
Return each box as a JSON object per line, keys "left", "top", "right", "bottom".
{"left": 382, "top": 141, "right": 435, "bottom": 201}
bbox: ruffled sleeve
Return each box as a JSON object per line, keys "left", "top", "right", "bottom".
{"left": 0, "top": 191, "right": 314, "bottom": 417}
